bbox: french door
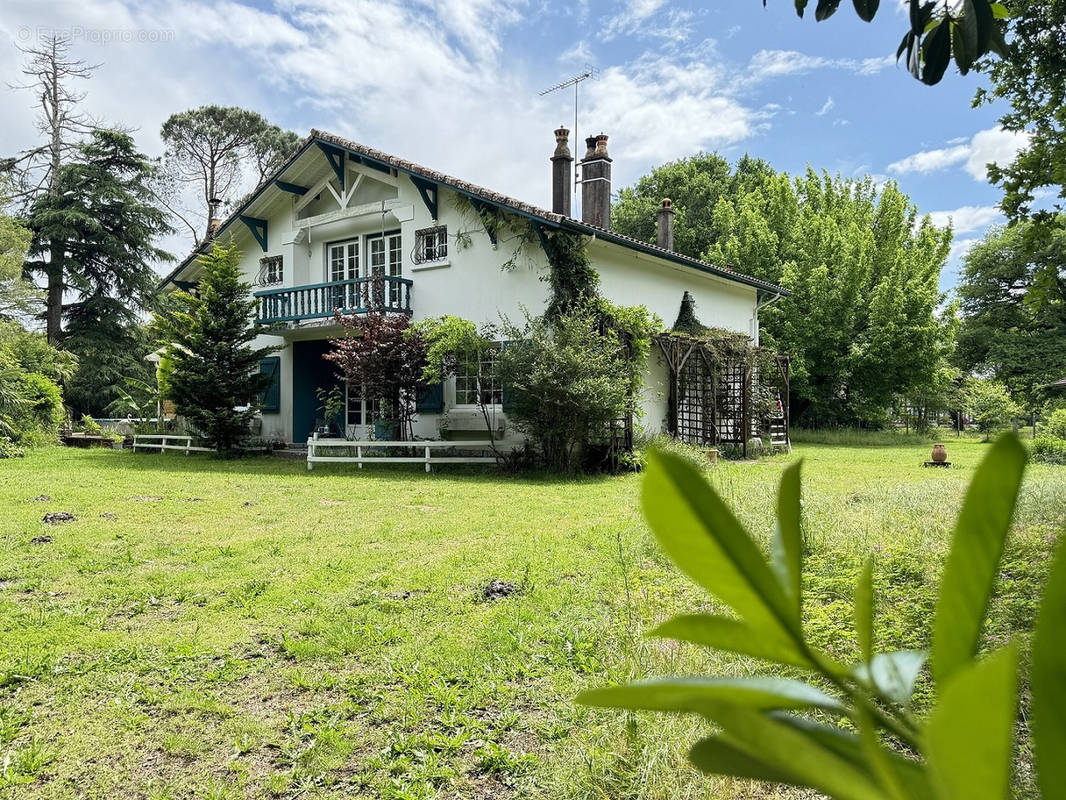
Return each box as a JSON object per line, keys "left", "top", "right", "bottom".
{"left": 367, "top": 231, "right": 403, "bottom": 306}
{"left": 327, "top": 240, "right": 360, "bottom": 309}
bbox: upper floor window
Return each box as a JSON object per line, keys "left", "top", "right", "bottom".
{"left": 414, "top": 226, "right": 448, "bottom": 264}
{"left": 328, "top": 240, "right": 360, "bottom": 281}
{"left": 258, "top": 255, "right": 283, "bottom": 286}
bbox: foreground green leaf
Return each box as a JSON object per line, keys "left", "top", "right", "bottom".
{"left": 641, "top": 449, "right": 798, "bottom": 639}
{"left": 689, "top": 736, "right": 799, "bottom": 786}
{"left": 649, "top": 614, "right": 812, "bottom": 668}
{"left": 931, "top": 433, "right": 1026, "bottom": 685}
{"left": 926, "top": 644, "right": 1019, "bottom": 800}
{"left": 1032, "top": 544, "right": 1066, "bottom": 800}
{"left": 578, "top": 676, "right": 844, "bottom": 715}
{"left": 852, "top": 650, "right": 927, "bottom": 705}
{"left": 708, "top": 704, "right": 890, "bottom": 800}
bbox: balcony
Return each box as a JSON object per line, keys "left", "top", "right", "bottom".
{"left": 254, "top": 276, "right": 413, "bottom": 325}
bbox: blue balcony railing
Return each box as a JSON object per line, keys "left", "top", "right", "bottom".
{"left": 254, "top": 275, "right": 413, "bottom": 324}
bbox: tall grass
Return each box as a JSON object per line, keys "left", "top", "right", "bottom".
{"left": 791, "top": 427, "right": 945, "bottom": 446}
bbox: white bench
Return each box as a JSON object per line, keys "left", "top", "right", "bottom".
{"left": 306, "top": 438, "right": 498, "bottom": 472}
{"left": 132, "top": 434, "right": 216, "bottom": 454}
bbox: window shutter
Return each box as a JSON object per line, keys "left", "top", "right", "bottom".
{"left": 259, "top": 356, "right": 281, "bottom": 413}
{"left": 415, "top": 382, "right": 444, "bottom": 413}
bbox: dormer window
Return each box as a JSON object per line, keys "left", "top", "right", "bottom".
{"left": 414, "top": 226, "right": 448, "bottom": 264}
{"left": 259, "top": 255, "right": 283, "bottom": 286}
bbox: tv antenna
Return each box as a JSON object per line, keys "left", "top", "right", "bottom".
{"left": 539, "top": 66, "right": 599, "bottom": 192}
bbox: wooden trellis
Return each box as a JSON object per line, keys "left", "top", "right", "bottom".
{"left": 656, "top": 332, "right": 790, "bottom": 458}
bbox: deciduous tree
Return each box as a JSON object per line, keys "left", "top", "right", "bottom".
{"left": 614, "top": 158, "right": 950, "bottom": 426}
{"left": 955, "top": 220, "right": 1066, "bottom": 410}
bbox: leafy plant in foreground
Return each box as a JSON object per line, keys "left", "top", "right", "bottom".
{"left": 579, "top": 433, "right": 1066, "bottom": 799}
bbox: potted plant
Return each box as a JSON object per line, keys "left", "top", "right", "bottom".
{"left": 373, "top": 399, "right": 399, "bottom": 441}
{"left": 315, "top": 385, "right": 345, "bottom": 438}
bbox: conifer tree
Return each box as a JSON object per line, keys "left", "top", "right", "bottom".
{"left": 155, "top": 242, "right": 277, "bottom": 455}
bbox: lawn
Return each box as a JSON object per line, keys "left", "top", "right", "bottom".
{"left": 0, "top": 438, "right": 1061, "bottom": 799}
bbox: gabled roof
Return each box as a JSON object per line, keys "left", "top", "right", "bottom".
{"left": 159, "top": 130, "right": 789, "bottom": 297}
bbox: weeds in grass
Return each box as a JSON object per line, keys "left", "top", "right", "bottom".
{"left": 0, "top": 444, "right": 1061, "bottom": 799}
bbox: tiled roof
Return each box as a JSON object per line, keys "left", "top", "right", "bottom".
{"left": 159, "top": 130, "right": 789, "bottom": 297}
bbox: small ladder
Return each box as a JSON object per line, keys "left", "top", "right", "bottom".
{"left": 769, "top": 416, "right": 791, "bottom": 453}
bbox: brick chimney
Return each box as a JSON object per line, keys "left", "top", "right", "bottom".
{"left": 657, "top": 198, "right": 675, "bottom": 251}
{"left": 580, "top": 133, "right": 611, "bottom": 229}
{"left": 206, "top": 196, "right": 222, "bottom": 240}
{"left": 550, "top": 127, "right": 573, "bottom": 217}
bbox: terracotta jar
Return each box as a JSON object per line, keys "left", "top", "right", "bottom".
{"left": 931, "top": 444, "right": 947, "bottom": 463}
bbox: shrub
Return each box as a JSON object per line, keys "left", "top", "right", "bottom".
{"left": 1032, "top": 435, "right": 1066, "bottom": 465}
{"left": 1043, "top": 407, "right": 1066, "bottom": 441}
{"left": 5, "top": 372, "right": 64, "bottom": 441}
{"left": 0, "top": 437, "right": 24, "bottom": 458}
{"left": 497, "top": 309, "right": 633, "bottom": 472}
{"left": 965, "top": 378, "right": 1020, "bottom": 441}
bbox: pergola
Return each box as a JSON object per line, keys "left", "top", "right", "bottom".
{"left": 654, "top": 332, "right": 790, "bottom": 458}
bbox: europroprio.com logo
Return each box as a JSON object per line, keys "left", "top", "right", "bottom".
{"left": 16, "top": 26, "right": 176, "bottom": 45}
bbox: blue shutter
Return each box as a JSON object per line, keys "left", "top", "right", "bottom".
{"left": 260, "top": 357, "right": 281, "bottom": 413}
{"left": 415, "top": 382, "right": 444, "bottom": 413}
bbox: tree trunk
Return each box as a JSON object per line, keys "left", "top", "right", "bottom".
{"left": 45, "top": 253, "right": 63, "bottom": 343}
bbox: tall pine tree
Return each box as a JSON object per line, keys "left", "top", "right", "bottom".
{"left": 25, "top": 129, "right": 171, "bottom": 414}
{"left": 155, "top": 242, "right": 277, "bottom": 455}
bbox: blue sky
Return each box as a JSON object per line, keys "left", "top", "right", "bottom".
{"left": 0, "top": 0, "right": 1026, "bottom": 291}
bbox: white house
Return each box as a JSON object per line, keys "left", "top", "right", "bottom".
{"left": 158, "top": 128, "right": 787, "bottom": 449}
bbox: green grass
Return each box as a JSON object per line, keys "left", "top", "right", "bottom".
{"left": 0, "top": 440, "right": 1062, "bottom": 799}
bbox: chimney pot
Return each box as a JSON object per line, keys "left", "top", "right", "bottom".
{"left": 580, "top": 132, "right": 612, "bottom": 229}
{"left": 550, "top": 127, "right": 573, "bottom": 217}
{"left": 657, "top": 197, "right": 675, "bottom": 251}
{"left": 206, "top": 196, "right": 223, "bottom": 239}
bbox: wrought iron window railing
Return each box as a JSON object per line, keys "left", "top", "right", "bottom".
{"left": 413, "top": 225, "right": 448, "bottom": 264}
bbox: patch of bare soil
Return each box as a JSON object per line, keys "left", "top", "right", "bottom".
{"left": 42, "top": 512, "right": 75, "bottom": 525}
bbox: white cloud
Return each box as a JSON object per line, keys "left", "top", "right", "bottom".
{"left": 602, "top": 0, "right": 692, "bottom": 42}
{"left": 816, "top": 96, "right": 834, "bottom": 116}
{"left": 745, "top": 49, "right": 894, "bottom": 82}
{"left": 558, "top": 39, "right": 593, "bottom": 66}
{"left": 965, "top": 127, "right": 1029, "bottom": 181}
{"left": 583, "top": 54, "right": 759, "bottom": 167}
{"left": 927, "top": 205, "right": 1002, "bottom": 234}
{"left": 887, "top": 127, "right": 1030, "bottom": 180}
{"left": 1, "top": 0, "right": 767, "bottom": 262}
{"left": 888, "top": 144, "right": 970, "bottom": 174}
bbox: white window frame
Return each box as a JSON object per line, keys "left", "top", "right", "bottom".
{"left": 327, "top": 239, "right": 360, "bottom": 283}
{"left": 452, "top": 346, "right": 502, "bottom": 409}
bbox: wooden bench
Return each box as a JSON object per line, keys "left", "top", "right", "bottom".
{"left": 132, "top": 434, "right": 216, "bottom": 454}
{"left": 306, "top": 438, "right": 498, "bottom": 472}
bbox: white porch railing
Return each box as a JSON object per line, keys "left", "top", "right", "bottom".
{"left": 306, "top": 438, "right": 498, "bottom": 472}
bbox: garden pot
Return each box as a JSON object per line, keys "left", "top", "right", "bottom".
{"left": 931, "top": 444, "right": 947, "bottom": 463}
{"left": 374, "top": 419, "right": 398, "bottom": 441}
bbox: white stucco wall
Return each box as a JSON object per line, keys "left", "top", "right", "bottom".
{"left": 204, "top": 158, "right": 759, "bottom": 445}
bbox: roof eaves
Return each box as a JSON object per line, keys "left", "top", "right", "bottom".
{"left": 157, "top": 134, "right": 321, "bottom": 291}
{"left": 559, "top": 218, "right": 790, "bottom": 296}
{"left": 158, "top": 130, "right": 790, "bottom": 299}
